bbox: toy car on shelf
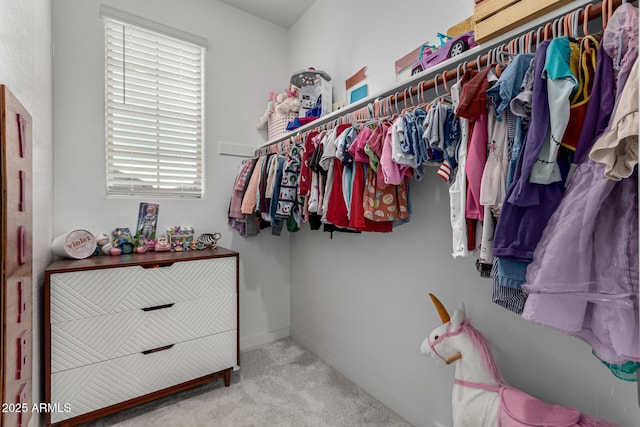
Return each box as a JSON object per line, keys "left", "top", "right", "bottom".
{"left": 154, "top": 236, "right": 171, "bottom": 252}
{"left": 411, "top": 31, "right": 477, "bottom": 75}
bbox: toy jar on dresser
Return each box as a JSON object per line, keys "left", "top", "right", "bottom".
{"left": 43, "top": 248, "right": 239, "bottom": 427}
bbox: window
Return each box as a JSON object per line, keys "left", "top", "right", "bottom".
{"left": 103, "top": 8, "right": 206, "bottom": 198}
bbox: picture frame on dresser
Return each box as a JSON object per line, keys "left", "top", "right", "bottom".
{"left": 43, "top": 248, "right": 239, "bottom": 427}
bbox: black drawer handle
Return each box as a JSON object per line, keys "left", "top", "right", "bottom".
{"left": 142, "top": 262, "right": 175, "bottom": 269}
{"left": 141, "top": 344, "right": 174, "bottom": 355}
{"left": 141, "top": 303, "right": 175, "bottom": 312}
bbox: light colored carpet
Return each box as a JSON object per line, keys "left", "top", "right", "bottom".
{"left": 80, "top": 337, "right": 412, "bottom": 427}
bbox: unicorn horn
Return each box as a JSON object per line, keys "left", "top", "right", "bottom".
{"left": 429, "top": 293, "right": 451, "bottom": 324}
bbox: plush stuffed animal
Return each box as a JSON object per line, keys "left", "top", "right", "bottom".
{"left": 421, "top": 294, "right": 619, "bottom": 427}
{"left": 274, "top": 87, "right": 301, "bottom": 115}
{"left": 256, "top": 91, "right": 278, "bottom": 130}
{"left": 257, "top": 88, "right": 301, "bottom": 131}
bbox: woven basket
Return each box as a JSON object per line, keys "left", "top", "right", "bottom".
{"left": 268, "top": 112, "right": 297, "bottom": 141}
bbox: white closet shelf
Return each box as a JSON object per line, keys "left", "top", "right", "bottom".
{"left": 257, "top": 0, "right": 607, "bottom": 150}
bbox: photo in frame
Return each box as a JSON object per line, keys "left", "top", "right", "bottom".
{"left": 135, "top": 202, "right": 159, "bottom": 243}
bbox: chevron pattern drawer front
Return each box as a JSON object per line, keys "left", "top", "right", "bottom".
{"left": 51, "top": 294, "right": 236, "bottom": 372}
{"left": 50, "top": 257, "right": 236, "bottom": 323}
{"left": 44, "top": 250, "right": 239, "bottom": 427}
{"left": 50, "top": 330, "right": 236, "bottom": 424}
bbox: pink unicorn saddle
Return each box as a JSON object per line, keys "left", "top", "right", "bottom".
{"left": 499, "top": 386, "right": 581, "bottom": 427}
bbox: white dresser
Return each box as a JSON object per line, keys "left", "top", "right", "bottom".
{"left": 44, "top": 248, "right": 239, "bottom": 427}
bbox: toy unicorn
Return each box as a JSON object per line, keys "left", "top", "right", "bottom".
{"left": 421, "top": 294, "right": 619, "bottom": 427}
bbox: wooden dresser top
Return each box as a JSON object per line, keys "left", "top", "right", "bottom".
{"left": 45, "top": 246, "right": 238, "bottom": 274}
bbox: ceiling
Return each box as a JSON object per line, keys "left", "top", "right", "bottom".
{"left": 217, "top": 0, "right": 316, "bottom": 28}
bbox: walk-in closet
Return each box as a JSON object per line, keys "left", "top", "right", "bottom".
{"left": 0, "top": 0, "right": 638, "bottom": 426}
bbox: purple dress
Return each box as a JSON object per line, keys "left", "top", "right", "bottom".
{"left": 522, "top": 4, "right": 639, "bottom": 365}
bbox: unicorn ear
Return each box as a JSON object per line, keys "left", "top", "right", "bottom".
{"left": 450, "top": 303, "right": 465, "bottom": 331}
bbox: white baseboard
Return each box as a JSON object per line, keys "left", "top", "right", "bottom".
{"left": 240, "top": 327, "right": 290, "bottom": 350}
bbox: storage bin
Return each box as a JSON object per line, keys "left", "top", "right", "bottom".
{"left": 474, "top": 0, "right": 572, "bottom": 43}
{"left": 291, "top": 69, "right": 332, "bottom": 118}
{"left": 268, "top": 112, "right": 297, "bottom": 141}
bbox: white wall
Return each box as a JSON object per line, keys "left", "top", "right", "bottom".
{"left": 287, "top": 1, "right": 640, "bottom": 426}
{"left": 0, "top": 1, "right": 53, "bottom": 425}
{"left": 287, "top": 0, "right": 475, "bottom": 107}
{"left": 52, "top": 0, "right": 291, "bottom": 350}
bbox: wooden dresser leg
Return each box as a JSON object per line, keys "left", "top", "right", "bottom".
{"left": 223, "top": 369, "right": 231, "bottom": 387}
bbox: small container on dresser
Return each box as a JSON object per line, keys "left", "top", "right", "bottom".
{"left": 43, "top": 248, "right": 239, "bottom": 427}
{"left": 1, "top": 85, "right": 33, "bottom": 427}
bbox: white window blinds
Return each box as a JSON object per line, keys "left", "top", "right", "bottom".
{"left": 104, "top": 16, "right": 205, "bottom": 198}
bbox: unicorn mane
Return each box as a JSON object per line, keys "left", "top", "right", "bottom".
{"left": 461, "top": 320, "right": 505, "bottom": 384}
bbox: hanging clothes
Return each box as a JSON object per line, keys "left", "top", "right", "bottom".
{"left": 275, "top": 145, "right": 302, "bottom": 221}
{"left": 457, "top": 65, "right": 495, "bottom": 223}
{"left": 589, "top": 60, "right": 639, "bottom": 179}
{"left": 529, "top": 37, "right": 579, "bottom": 185}
{"left": 347, "top": 126, "right": 393, "bottom": 233}
{"left": 230, "top": 5, "right": 639, "bottom": 381}
{"left": 241, "top": 155, "right": 267, "bottom": 215}
{"left": 449, "top": 80, "right": 470, "bottom": 258}
{"left": 229, "top": 158, "right": 257, "bottom": 219}
{"left": 522, "top": 3, "right": 639, "bottom": 371}
{"left": 493, "top": 40, "right": 566, "bottom": 263}
{"left": 228, "top": 158, "right": 259, "bottom": 237}
{"left": 362, "top": 122, "right": 410, "bottom": 223}
{"left": 562, "top": 35, "right": 601, "bottom": 152}
{"left": 299, "top": 130, "right": 319, "bottom": 199}
{"left": 484, "top": 53, "right": 536, "bottom": 312}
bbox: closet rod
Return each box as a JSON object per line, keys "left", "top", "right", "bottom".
{"left": 258, "top": 0, "right": 623, "bottom": 151}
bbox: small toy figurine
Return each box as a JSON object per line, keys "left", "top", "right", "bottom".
{"left": 112, "top": 227, "right": 133, "bottom": 250}
{"left": 197, "top": 232, "right": 222, "bottom": 249}
{"left": 411, "top": 31, "right": 477, "bottom": 75}
{"left": 136, "top": 239, "right": 148, "bottom": 254}
{"left": 95, "top": 233, "right": 110, "bottom": 247}
{"left": 211, "top": 232, "right": 221, "bottom": 248}
{"left": 136, "top": 203, "right": 159, "bottom": 241}
{"left": 101, "top": 243, "right": 113, "bottom": 255}
{"left": 120, "top": 242, "right": 134, "bottom": 254}
{"left": 154, "top": 235, "right": 171, "bottom": 251}
{"left": 94, "top": 233, "right": 112, "bottom": 256}
{"left": 144, "top": 238, "right": 155, "bottom": 251}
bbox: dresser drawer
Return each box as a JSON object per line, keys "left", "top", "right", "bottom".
{"left": 49, "top": 257, "right": 236, "bottom": 323}
{"left": 51, "top": 294, "right": 236, "bottom": 373}
{"left": 50, "top": 330, "right": 236, "bottom": 424}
